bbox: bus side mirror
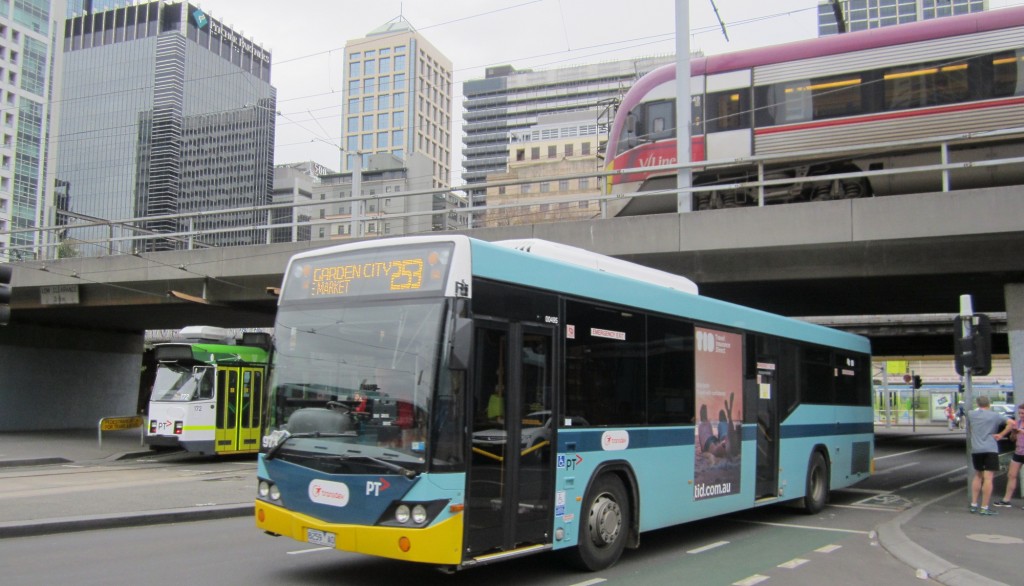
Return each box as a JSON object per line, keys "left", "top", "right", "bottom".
{"left": 449, "top": 317, "right": 472, "bottom": 371}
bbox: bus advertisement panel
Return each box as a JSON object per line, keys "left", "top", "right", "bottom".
{"left": 694, "top": 327, "right": 743, "bottom": 501}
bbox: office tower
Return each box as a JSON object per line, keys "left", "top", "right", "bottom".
{"left": 66, "top": 0, "right": 123, "bottom": 17}
{"left": 0, "top": 0, "right": 65, "bottom": 261}
{"left": 484, "top": 111, "right": 603, "bottom": 227}
{"left": 57, "top": 1, "right": 276, "bottom": 255}
{"left": 461, "top": 56, "right": 674, "bottom": 206}
{"left": 818, "top": 0, "right": 987, "bottom": 36}
{"left": 342, "top": 17, "right": 452, "bottom": 190}
{"left": 311, "top": 152, "right": 459, "bottom": 242}
{"left": 271, "top": 161, "right": 335, "bottom": 244}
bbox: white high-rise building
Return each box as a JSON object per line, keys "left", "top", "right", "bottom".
{"left": 342, "top": 17, "right": 452, "bottom": 190}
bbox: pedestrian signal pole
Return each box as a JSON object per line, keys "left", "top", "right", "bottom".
{"left": 959, "top": 294, "right": 974, "bottom": 498}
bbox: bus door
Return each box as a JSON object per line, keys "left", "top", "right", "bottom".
{"left": 466, "top": 322, "right": 555, "bottom": 558}
{"left": 753, "top": 341, "right": 780, "bottom": 500}
{"left": 215, "top": 366, "right": 264, "bottom": 454}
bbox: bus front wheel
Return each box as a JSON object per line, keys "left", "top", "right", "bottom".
{"left": 802, "top": 451, "right": 829, "bottom": 514}
{"left": 569, "top": 474, "right": 630, "bottom": 571}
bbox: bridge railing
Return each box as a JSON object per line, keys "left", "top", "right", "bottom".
{"left": 4, "top": 125, "right": 1024, "bottom": 261}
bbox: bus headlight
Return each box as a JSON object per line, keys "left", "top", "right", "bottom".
{"left": 377, "top": 500, "right": 449, "bottom": 528}
{"left": 395, "top": 504, "right": 411, "bottom": 524}
{"left": 412, "top": 504, "right": 427, "bottom": 524}
{"left": 257, "top": 480, "right": 281, "bottom": 503}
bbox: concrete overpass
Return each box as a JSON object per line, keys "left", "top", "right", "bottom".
{"left": 3, "top": 186, "right": 1024, "bottom": 429}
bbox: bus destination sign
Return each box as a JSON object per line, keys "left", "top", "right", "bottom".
{"left": 284, "top": 243, "right": 454, "bottom": 300}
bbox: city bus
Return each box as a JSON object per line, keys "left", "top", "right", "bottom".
{"left": 145, "top": 326, "right": 271, "bottom": 455}
{"left": 255, "top": 235, "right": 873, "bottom": 571}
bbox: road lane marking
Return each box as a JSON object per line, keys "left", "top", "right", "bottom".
{"left": 874, "top": 446, "right": 940, "bottom": 460}
{"left": 737, "top": 519, "right": 869, "bottom": 535}
{"left": 842, "top": 487, "right": 889, "bottom": 494}
{"left": 872, "top": 462, "right": 918, "bottom": 475}
{"left": 567, "top": 579, "right": 607, "bottom": 586}
{"left": 899, "top": 465, "right": 966, "bottom": 490}
{"left": 687, "top": 540, "right": 729, "bottom": 554}
{"left": 287, "top": 547, "right": 332, "bottom": 555}
{"left": 733, "top": 575, "right": 770, "bottom": 585}
{"left": 815, "top": 544, "right": 842, "bottom": 553}
{"left": 778, "top": 558, "right": 809, "bottom": 569}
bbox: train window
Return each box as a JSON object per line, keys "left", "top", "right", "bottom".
{"left": 645, "top": 100, "right": 675, "bottom": 142}
{"left": 882, "top": 59, "right": 969, "bottom": 110}
{"left": 992, "top": 50, "right": 1024, "bottom": 97}
{"left": 932, "top": 63, "right": 970, "bottom": 105}
{"left": 706, "top": 88, "right": 751, "bottom": 132}
{"left": 809, "top": 75, "right": 864, "bottom": 119}
{"left": 754, "top": 82, "right": 807, "bottom": 127}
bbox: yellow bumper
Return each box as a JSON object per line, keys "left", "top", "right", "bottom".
{"left": 255, "top": 500, "right": 464, "bottom": 565}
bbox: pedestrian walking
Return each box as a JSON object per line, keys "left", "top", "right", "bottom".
{"left": 967, "top": 395, "right": 1014, "bottom": 515}
{"left": 946, "top": 403, "right": 955, "bottom": 431}
{"left": 993, "top": 403, "right": 1024, "bottom": 508}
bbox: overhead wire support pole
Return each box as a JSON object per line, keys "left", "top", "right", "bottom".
{"left": 675, "top": 0, "right": 692, "bottom": 213}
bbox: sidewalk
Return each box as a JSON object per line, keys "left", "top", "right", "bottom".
{"left": 0, "top": 426, "right": 1019, "bottom": 585}
{"left": 874, "top": 425, "right": 1019, "bottom": 586}
{"left": 0, "top": 429, "right": 254, "bottom": 538}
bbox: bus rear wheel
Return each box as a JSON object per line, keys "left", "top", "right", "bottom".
{"left": 569, "top": 474, "right": 630, "bottom": 571}
{"left": 802, "top": 451, "right": 829, "bottom": 514}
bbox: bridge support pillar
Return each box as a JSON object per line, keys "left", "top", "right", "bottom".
{"left": 0, "top": 324, "right": 143, "bottom": 431}
{"left": 1007, "top": 284, "right": 1024, "bottom": 403}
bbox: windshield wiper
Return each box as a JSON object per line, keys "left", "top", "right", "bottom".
{"left": 264, "top": 430, "right": 352, "bottom": 460}
{"left": 333, "top": 454, "right": 418, "bottom": 479}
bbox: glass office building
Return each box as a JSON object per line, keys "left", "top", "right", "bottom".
{"left": 57, "top": 1, "right": 276, "bottom": 255}
{"left": 818, "top": 0, "right": 987, "bottom": 36}
{"left": 0, "top": 0, "right": 63, "bottom": 261}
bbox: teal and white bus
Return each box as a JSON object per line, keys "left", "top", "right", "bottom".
{"left": 255, "top": 235, "right": 873, "bottom": 571}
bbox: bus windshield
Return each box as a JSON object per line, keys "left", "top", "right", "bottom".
{"left": 265, "top": 299, "right": 445, "bottom": 471}
{"left": 150, "top": 365, "right": 212, "bottom": 402}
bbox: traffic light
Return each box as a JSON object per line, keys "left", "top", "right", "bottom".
{"left": 953, "top": 314, "right": 992, "bottom": 376}
{"left": 911, "top": 375, "right": 922, "bottom": 389}
{"left": 0, "top": 263, "right": 11, "bottom": 326}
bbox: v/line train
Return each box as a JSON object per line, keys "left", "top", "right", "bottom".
{"left": 606, "top": 6, "right": 1024, "bottom": 215}
{"left": 145, "top": 326, "right": 271, "bottom": 455}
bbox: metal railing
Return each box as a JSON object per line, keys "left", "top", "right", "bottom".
{"left": 3, "top": 125, "right": 1024, "bottom": 260}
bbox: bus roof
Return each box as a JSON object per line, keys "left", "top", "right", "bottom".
{"left": 469, "top": 238, "right": 870, "bottom": 354}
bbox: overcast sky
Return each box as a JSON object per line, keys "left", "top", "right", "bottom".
{"left": 193, "top": 0, "right": 1022, "bottom": 179}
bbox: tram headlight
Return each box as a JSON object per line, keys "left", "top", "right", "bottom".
{"left": 258, "top": 480, "right": 270, "bottom": 498}
{"left": 269, "top": 484, "right": 281, "bottom": 501}
{"left": 395, "top": 504, "right": 411, "bottom": 524}
{"left": 412, "top": 504, "right": 427, "bottom": 524}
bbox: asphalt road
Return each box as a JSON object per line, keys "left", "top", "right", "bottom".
{"left": 2, "top": 427, "right": 1019, "bottom": 585}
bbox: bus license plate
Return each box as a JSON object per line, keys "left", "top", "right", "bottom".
{"left": 306, "top": 528, "right": 336, "bottom": 547}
